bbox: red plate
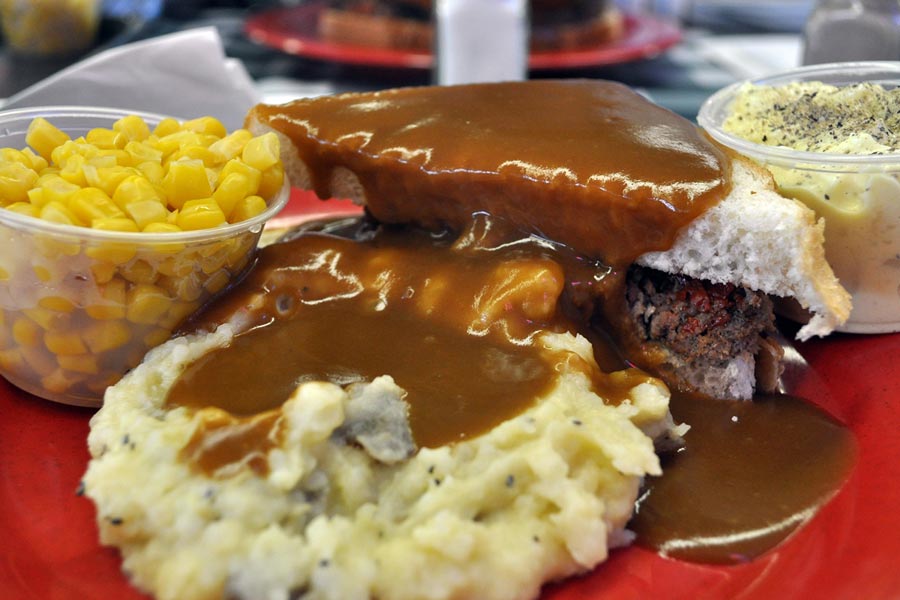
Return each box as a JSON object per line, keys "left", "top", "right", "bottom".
{"left": 2, "top": 190, "right": 900, "bottom": 599}
{"left": 244, "top": 3, "right": 682, "bottom": 70}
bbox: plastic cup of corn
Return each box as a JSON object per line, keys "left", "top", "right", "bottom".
{"left": 0, "top": 106, "right": 289, "bottom": 406}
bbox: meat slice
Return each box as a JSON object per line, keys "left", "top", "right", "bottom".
{"left": 625, "top": 265, "right": 782, "bottom": 400}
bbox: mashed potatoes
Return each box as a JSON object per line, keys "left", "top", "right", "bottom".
{"left": 83, "top": 324, "right": 673, "bottom": 600}
{"left": 722, "top": 81, "right": 900, "bottom": 332}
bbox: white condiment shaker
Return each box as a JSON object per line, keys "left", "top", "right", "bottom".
{"left": 802, "top": 0, "right": 900, "bottom": 64}
{"left": 434, "top": 0, "right": 529, "bottom": 85}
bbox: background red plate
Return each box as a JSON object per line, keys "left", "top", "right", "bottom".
{"left": 2, "top": 190, "right": 900, "bottom": 599}
{"left": 244, "top": 2, "right": 682, "bottom": 70}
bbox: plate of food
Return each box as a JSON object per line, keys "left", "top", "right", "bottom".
{"left": 244, "top": 0, "right": 682, "bottom": 70}
{"left": 2, "top": 78, "right": 900, "bottom": 600}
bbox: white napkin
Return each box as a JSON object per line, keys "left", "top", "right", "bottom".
{"left": 2, "top": 27, "right": 260, "bottom": 130}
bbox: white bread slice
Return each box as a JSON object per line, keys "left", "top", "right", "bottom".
{"left": 248, "top": 117, "right": 850, "bottom": 343}
{"left": 638, "top": 159, "right": 851, "bottom": 341}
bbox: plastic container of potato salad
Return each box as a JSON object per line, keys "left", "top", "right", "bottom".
{"left": 698, "top": 61, "right": 900, "bottom": 334}
{"left": 0, "top": 106, "right": 289, "bottom": 406}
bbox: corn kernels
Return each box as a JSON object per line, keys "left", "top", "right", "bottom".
{"left": 26, "top": 117, "right": 71, "bottom": 161}
{"left": 126, "top": 283, "right": 171, "bottom": 324}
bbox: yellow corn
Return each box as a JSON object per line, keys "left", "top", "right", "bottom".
{"left": 51, "top": 139, "right": 96, "bottom": 168}
{"left": 26, "top": 188, "right": 45, "bottom": 208}
{"left": 126, "top": 283, "right": 171, "bottom": 324}
{"left": 37, "top": 295, "right": 76, "bottom": 313}
{"left": 209, "top": 129, "right": 252, "bottom": 162}
{"left": 125, "top": 199, "right": 169, "bottom": 229}
{"left": 177, "top": 198, "right": 226, "bottom": 231}
{"left": 32, "top": 265, "right": 52, "bottom": 282}
{"left": 143, "top": 222, "right": 181, "bottom": 234}
{"left": 170, "top": 144, "right": 219, "bottom": 167}
{"left": 112, "top": 174, "right": 164, "bottom": 210}
{"left": 183, "top": 116, "right": 227, "bottom": 138}
{"left": 212, "top": 172, "right": 253, "bottom": 218}
{"left": 40, "top": 201, "right": 81, "bottom": 226}
{"left": 204, "top": 268, "right": 231, "bottom": 294}
{"left": 90, "top": 260, "right": 118, "bottom": 283}
{"left": 5, "top": 201, "right": 38, "bottom": 218}
{"left": 5, "top": 115, "right": 282, "bottom": 235}
{"left": 96, "top": 148, "right": 133, "bottom": 167}
{"left": 59, "top": 153, "right": 88, "bottom": 187}
{"left": 162, "top": 159, "right": 213, "bottom": 209}
{"left": 42, "top": 368, "right": 83, "bottom": 394}
{"left": 160, "top": 300, "right": 200, "bottom": 329}
{"left": 86, "top": 127, "right": 122, "bottom": 149}
{"left": 86, "top": 154, "right": 118, "bottom": 169}
{"left": 120, "top": 258, "right": 158, "bottom": 284}
{"left": 160, "top": 273, "right": 202, "bottom": 302}
{"left": 136, "top": 160, "right": 164, "bottom": 185}
{"left": 85, "top": 165, "right": 137, "bottom": 197}
{"left": 57, "top": 353, "right": 100, "bottom": 375}
{"left": 241, "top": 132, "right": 280, "bottom": 172}
{"left": 44, "top": 329, "right": 87, "bottom": 355}
{"left": 22, "top": 148, "right": 48, "bottom": 172}
{"left": 82, "top": 319, "right": 132, "bottom": 353}
{"left": 91, "top": 217, "right": 140, "bottom": 233}
{"left": 1, "top": 148, "right": 27, "bottom": 164}
{"left": 113, "top": 115, "right": 151, "bottom": 143}
{"left": 153, "top": 117, "right": 181, "bottom": 137}
{"left": 0, "top": 348, "right": 28, "bottom": 373}
{"left": 258, "top": 164, "right": 285, "bottom": 200}
{"left": 26, "top": 117, "right": 71, "bottom": 161}
{"left": 85, "top": 279, "right": 127, "bottom": 320}
{"left": 157, "top": 255, "right": 193, "bottom": 278}
{"left": 230, "top": 195, "right": 267, "bottom": 223}
{"left": 125, "top": 140, "right": 163, "bottom": 165}
{"left": 86, "top": 240, "right": 137, "bottom": 264}
{"left": 68, "top": 187, "right": 124, "bottom": 224}
{"left": 218, "top": 158, "right": 261, "bottom": 195}
{"left": 142, "top": 327, "right": 171, "bottom": 349}
{"left": 12, "top": 317, "right": 41, "bottom": 346}
{"left": 0, "top": 162, "right": 39, "bottom": 205}
{"left": 22, "top": 346, "right": 57, "bottom": 377}
{"left": 22, "top": 307, "right": 69, "bottom": 331}
{"left": 40, "top": 175, "right": 82, "bottom": 206}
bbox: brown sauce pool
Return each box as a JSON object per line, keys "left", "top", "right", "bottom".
{"left": 630, "top": 391, "right": 857, "bottom": 564}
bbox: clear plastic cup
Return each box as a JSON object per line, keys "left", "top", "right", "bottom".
{"left": 0, "top": 106, "right": 289, "bottom": 405}
{"left": 698, "top": 62, "right": 900, "bottom": 334}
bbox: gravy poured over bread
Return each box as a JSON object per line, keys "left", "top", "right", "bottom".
{"left": 246, "top": 80, "right": 851, "bottom": 399}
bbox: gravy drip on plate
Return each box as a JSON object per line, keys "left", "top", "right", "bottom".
{"left": 630, "top": 390, "right": 857, "bottom": 564}
{"left": 170, "top": 216, "right": 653, "bottom": 472}
{"left": 252, "top": 80, "right": 731, "bottom": 265}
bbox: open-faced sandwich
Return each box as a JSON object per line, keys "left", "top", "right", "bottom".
{"left": 82, "top": 80, "right": 850, "bottom": 600}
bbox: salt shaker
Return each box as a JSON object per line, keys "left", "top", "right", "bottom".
{"left": 435, "top": 0, "right": 529, "bottom": 85}
{"left": 802, "top": 0, "right": 900, "bottom": 64}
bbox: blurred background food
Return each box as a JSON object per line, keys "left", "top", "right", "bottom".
{"left": 0, "top": 0, "right": 846, "bottom": 119}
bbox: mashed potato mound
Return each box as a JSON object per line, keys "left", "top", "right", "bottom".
{"left": 84, "top": 325, "right": 672, "bottom": 600}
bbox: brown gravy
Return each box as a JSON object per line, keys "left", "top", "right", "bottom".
{"left": 170, "top": 215, "right": 855, "bottom": 565}
{"left": 170, "top": 217, "right": 649, "bottom": 464}
{"left": 251, "top": 80, "right": 731, "bottom": 265}
{"left": 630, "top": 391, "right": 857, "bottom": 564}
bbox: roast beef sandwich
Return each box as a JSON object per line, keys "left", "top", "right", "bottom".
{"left": 246, "top": 79, "right": 851, "bottom": 400}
